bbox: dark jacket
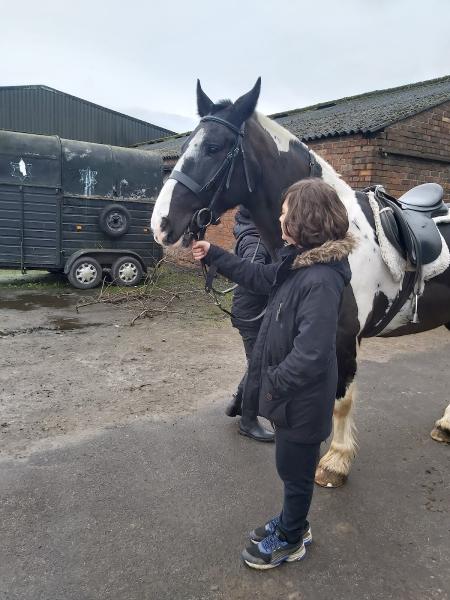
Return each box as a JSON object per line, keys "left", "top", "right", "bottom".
{"left": 231, "top": 208, "right": 271, "bottom": 332}
{"left": 205, "top": 234, "right": 356, "bottom": 443}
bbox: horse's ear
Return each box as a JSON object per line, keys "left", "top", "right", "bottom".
{"left": 197, "top": 80, "right": 214, "bottom": 117}
{"left": 232, "top": 77, "right": 261, "bottom": 124}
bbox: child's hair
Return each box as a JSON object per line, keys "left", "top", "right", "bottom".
{"left": 282, "top": 178, "right": 349, "bottom": 249}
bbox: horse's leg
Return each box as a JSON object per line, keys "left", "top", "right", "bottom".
{"left": 315, "top": 380, "right": 358, "bottom": 488}
{"left": 315, "top": 297, "right": 359, "bottom": 488}
{"left": 431, "top": 403, "right": 450, "bottom": 443}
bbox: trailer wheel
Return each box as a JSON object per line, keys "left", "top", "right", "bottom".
{"left": 67, "top": 256, "right": 103, "bottom": 289}
{"left": 99, "top": 204, "right": 131, "bottom": 238}
{"left": 112, "top": 256, "right": 144, "bottom": 286}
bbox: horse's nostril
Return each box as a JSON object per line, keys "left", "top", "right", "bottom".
{"left": 160, "top": 217, "right": 169, "bottom": 232}
{"left": 165, "top": 230, "right": 176, "bottom": 245}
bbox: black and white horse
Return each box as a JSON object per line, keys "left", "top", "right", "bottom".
{"left": 151, "top": 79, "right": 450, "bottom": 487}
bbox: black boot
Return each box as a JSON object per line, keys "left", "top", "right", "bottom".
{"left": 239, "top": 416, "right": 274, "bottom": 443}
{"left": 225, "top": 392, "right": 242, "bottom": 417}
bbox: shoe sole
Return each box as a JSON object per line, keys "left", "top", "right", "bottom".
{"left": 243, "top": 544, "right": 306, "bottom": 570}
{"left": 238, "top": 429, "right": 275, "bottom": 443}
{"left": 250, "top": 529, "right": 312, "bottom": 546}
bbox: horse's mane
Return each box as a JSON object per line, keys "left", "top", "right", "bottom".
{"left": 210, "top": 99, "right": 232, "bottom": 114}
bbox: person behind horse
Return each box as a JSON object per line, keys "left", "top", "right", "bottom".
{"left": 192, "top": 178, "right": 355, "bottom": 570}
{"left": 226, "top": 206, "right": 274, "bottom": 443}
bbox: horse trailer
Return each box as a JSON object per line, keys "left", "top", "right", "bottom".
{"left": 0, "top": 130, "right": 163, "bottom": 289}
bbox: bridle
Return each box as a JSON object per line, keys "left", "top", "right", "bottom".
{"left": 169, "top": 115, "right": 255, "bottom": 242}
{"left": 168, "top": 113, "right": 322, "bottom": 322}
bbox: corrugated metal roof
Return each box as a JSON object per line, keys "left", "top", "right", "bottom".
{"left": 0, "top": 85, "right": 174, "bottom": 147}
{"left": 137, "top": 75, "right": 450, "bottom": 158}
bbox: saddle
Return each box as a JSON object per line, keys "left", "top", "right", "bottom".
{"left": 369, "top": 183, "right": 447, "bottom": 266}
{"left": 363, "top": 183, "right": 448, "bottom": 336}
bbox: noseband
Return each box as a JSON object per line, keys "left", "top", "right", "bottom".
{"left": 169, "top": 115, "right": 255, "bottom": 241}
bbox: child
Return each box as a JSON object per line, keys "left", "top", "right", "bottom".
{"left": 192, "top": 178, "right": 356, "bottom": 570}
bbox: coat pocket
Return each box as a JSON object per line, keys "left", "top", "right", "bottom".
{"left": 259, "top": 372, "right": 289, "bottom": 428}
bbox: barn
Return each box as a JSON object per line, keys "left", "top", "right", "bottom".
{"left": 137, "top": 75, "right": 450, "bottom": 253}
{"left": 0, "top": 85, "right": 174, "bottom": 146}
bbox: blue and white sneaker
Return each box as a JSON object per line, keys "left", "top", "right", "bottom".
{"left": 241, "top": 531, "right": 306, "bottom": 570}
{"left": 250, "top": 516, "right": 312, "bottom": 545}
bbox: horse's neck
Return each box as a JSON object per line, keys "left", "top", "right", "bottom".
{"left": 255, "top": 112, "right": 358, "bottom": 211}
{"left": 244, "top": 113, "right": 363, "bottom": 255}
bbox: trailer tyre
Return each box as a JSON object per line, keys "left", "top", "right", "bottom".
{"left": 99, "top": 204, "right": 131, "bottom": 238}
{"left": 67, "top": 256, "right": 103, "bottom": 289}
{"left": 112, "top": 256, "right": 144, "bottom": 286}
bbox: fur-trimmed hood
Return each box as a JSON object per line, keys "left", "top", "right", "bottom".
{"left": 292, "top": 232, "right": 357, "bottom": 269}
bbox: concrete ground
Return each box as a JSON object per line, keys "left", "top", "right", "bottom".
{"left": 0, "top": 279, "right": 449, "bottom": 600}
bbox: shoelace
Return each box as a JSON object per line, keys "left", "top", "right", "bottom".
{"left": 260, "top": 533, "right": 286, "bottom": 554}
{"left": 266, "top": 516, "right": 280, "bottom": 534}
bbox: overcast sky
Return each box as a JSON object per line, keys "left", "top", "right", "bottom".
{"left": 1, "top": 0, "right": 449, "bottom": 133}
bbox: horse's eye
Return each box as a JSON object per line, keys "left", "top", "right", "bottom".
{"left": 207, "top": 144, "right": 221, "bottom": 154}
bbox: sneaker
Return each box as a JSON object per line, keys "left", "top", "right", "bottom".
{"left": 241, "top": 531, "right": 306, "bottom": 570}
{"left": 250, "top": 516, "right": 312, "bottom": 545}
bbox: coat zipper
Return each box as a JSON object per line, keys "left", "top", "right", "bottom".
{"left": 276, "top": 302, "right": 283, "bottom": 322}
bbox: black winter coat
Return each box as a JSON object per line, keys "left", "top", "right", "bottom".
{"left": 231, "top": 209, "right": 271, "bottom": 333}
{"left": 205, "top": 234, "right": 355, "bottom": 443}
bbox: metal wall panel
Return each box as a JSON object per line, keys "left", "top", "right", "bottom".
{"left": 0, "top": 86, "right": 173, "bottom": 146}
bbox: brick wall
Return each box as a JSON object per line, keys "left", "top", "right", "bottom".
{"left": 308, "top": 133, "right": 377, "bottom": 190}
{"left": 370, "top": 100, "right": 450, "bottom": 198}
{"left": 161, "top": 101, "right": 450, "bottom": 264}
{"left": 306, "top": 101, "right": 450, "bottom": 199}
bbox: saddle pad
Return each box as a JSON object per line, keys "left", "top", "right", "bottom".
{"left": 368, "top": 192, "right": 450, "bottom": 291}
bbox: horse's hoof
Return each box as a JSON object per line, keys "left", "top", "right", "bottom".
{"left": 430, "top": 425, "right": 450, "bottom": 444}
{"left": 315, "top": 466, "right": 347, "bottom": 488}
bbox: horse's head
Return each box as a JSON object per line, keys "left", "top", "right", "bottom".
{"left": 151, "top": 79, "right": 262, "bottom": 247}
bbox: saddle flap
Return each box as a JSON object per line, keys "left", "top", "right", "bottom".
{"left": 401, "top": 210, "right": 442, "bottom": 265}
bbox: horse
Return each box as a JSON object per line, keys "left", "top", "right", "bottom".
{"left": 150, "top": 78, "right": 450, "bottom": 488}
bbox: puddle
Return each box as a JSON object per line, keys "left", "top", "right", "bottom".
{"left": 48, "top": 317, "right": 90, "bottom": 331}
{"left": 0, "top": 293, "right": 79, "bottom": 311}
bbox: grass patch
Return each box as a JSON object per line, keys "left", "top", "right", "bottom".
{"left": 75, "top": 261, "right": 234, "bottom": 323}
{"left": 0, "top": 269, "right": 69, "bottom": 289}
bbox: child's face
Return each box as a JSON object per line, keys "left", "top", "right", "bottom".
{"left": 279, "top": 198, "right": 297, "bottom": 245}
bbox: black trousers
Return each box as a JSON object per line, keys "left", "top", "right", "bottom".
{"left": 235, "top": 330, "right": 259, "bottom": 419}
{"left": 275, "top": 427, "right": 321, "bottom": 544}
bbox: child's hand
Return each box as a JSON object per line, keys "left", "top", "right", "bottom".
{"left": 192, "top": 241, "right": 211, "bottom": 261}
